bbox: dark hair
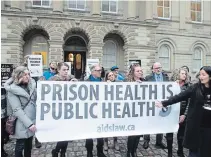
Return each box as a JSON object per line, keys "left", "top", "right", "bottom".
{"left": 200, "top": 66, "right": 211, "bottom": 77}
{"left": 105, "top": 71, "right": 114, "bottom": 81}
{"left": 199, "top": 66, "right": 211, "bottom": 93}
{"left": 101, "top": 67, "right": 105, "bottom": 78}
{"left": 57, "top": 62, "right": 69, "bottom": 71}
{"left": 181, "top": 66, "right": 190, "bottom": 72}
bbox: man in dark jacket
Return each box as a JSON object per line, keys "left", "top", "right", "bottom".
{"left": 85, "top": 64, "right": 106, "bottom": 157}
{"left": 143, "top": 62, "right": 168, "bottom": 150}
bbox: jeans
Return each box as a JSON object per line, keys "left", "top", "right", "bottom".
{"left": 15, "top": 137, "right": 33, "bottom": 157}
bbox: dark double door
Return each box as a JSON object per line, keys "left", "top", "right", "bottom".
{"left": 64, "top": 51, "right": 86, "bottom": 79}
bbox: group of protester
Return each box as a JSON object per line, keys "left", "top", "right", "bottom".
{"left": 1, "top": 59, "right": 211, "bottom": 157}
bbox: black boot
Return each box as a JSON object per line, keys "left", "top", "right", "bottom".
{"left": 87, "top": 151, "right": 93, "bottom": 157}
{"left": 126, "top": 151, "right": 131, "bottom": 157}
{"left": 60, "top": 151, "right": 66, "bottom": 157}
{"left": 97, "top": 146, "right": 106, "bottom": 157}
{"left": 130, "top": 151, "right": 137, "bottom": 157}
{"left": 51, "top": 149, "right": 59, "bottom": 157}
{"left": 35, "top": 138, "right": 42, "bottom": 148}
{"left": 177, "top": 138, "right": 184, "bottom": 157}
{"left": 167, "top": 140, "right": 173, "bottom": 157}
{"left": 168, "top": 151, "right": 172, "bottom": 157}
{"left": 143, "top": 141, "right": 149, "bottom": 149}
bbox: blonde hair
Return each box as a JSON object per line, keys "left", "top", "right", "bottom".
{"left": 170, "top": 68, "right": 189, "bottom": 83}
{"left": 127, "top": 64, "right": 141, "bottom": 82}
{"left": 12, "top": 66, "right": 29, "bottom": 84}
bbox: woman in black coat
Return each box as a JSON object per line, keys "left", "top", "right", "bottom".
{"left": 156, "top": 66, "right": 211, "bottom": 157}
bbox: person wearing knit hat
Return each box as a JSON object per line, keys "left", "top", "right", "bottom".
{"left": 110, "top": 66, "right": 125, "bottom": 81}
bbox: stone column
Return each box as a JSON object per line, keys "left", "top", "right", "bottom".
{"left": 1, "top": 1, "right": 5, "bottom": 10}
{"left": 127, "top": 1, "right": 136, "bottom": 19}
{"left": 91, "top": 1, "right": 100, "bottom": 16}
{"left": 145, "top": 1, "right": 153, "bottom": 21}
{"left": 186, "top": 1, "right": 191, "bottom": 22}
{"left": 10, "top": 1, "right": 22, "bottom": 11}
{"left": 179, "top": 1, "right": 186, "bottom": 30}
{"left": 87, "top": 42, "right": 103, "bottom": 63}
{"left": 53, "top": 0, "right": 63, "bottom": 13}
{"left": 48, "top": 40, "right": 64, "bottom": 63}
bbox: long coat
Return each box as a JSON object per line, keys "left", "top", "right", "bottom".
{"left": 162, "top": 83, "right": 210, "bottom": 149}
{"left": 4, "top": 78, "right": 36, "bottom": 139}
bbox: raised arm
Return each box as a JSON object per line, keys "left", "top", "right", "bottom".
{"left": 161, "top": 84, "right": 196, "bottom": 107}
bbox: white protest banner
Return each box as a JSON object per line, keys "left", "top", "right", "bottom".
{"left": 36, "top": 82, "right": 181, "bottom": 142}
{"left": 28, "top": 55, "right": 43, "bottom": 77}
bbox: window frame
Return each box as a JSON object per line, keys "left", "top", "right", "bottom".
{"left": 156, "top": 0, "right": 171, "bottom": 20}
{"left": 193, "top": 46, "right": 203, "bottom": 72}
{"left": 31, "top": 0, "right": 51, "bottom": 8}
{"left": 101, "top": 0, "right": 118, "bottom": 14}
{"left": 191, "top": 0, "right": 203, "bottom": 23}
{"left": 68, "top": 0, "right": 86, "bottom": 11}
{"left": 24, "top": 34, "right": 49, "bottom": 68}
{"left": 102, "top": 40, "right": 117, "bottom": 70}
{"left": 158, "top": 44, "right": 171, "bottom": 71}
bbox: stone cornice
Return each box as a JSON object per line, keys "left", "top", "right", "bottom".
{"left": 1, "top": 11, "right": 159, "bottom": 28}
{"left": 124, "top": 45, "right": 157, "bottom": 50}
{"left": 156, "top": 31, "right": 211, "bottom": 39}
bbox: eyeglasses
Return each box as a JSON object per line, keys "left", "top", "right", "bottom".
{"left": 153, "top": 67, "right": 162, "bottom": 70}
{"left": 94, "top": 69, "right": 102, "bottom": 72}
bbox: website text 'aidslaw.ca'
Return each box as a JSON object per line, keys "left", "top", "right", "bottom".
{"left": 97, "top": 124, "right": 135, "bottom": 133}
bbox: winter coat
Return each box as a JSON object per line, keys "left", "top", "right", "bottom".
{"left": 49, "top": 74, "right": 74, "bottom": 81}
{"left": 162, "top": 83, "right": 211, "bottom": 149}
{"left": 4, "top": 78, "right": 36, "bottom": 139}
{"left": 145, "top": 73, "right": 169, "bottom": 82}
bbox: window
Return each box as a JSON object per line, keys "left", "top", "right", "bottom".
{"left": 69, "top": 0, "right": 85, "bottom": 10}
{"left": 193, "top": 47, "right": 203, "bottom": 71}
{"left": 24, "top": 35, "right": 49, "bottom": 67}
{"left": 32, "top": 0, "right": 51, "bottom": 7}
{"left": 158, "top": 44, "right": 170, "bottom": 70}
{"left": 103, "top": 40, "right": 117, "bottom": 70}
{"left": 157, "top": 0, "right": 170, "bottom": 19}
{"left": 102, "top": 0, "right": 117, "bottom": 13}
{"left": 191, "top": 0, "right": 202, "bottom": 22}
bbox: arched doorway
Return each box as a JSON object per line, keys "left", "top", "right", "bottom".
{"left": 23, "top": 28, "right": 49, "bottom": 69}
{"left": 63, "top": 31, "right": 88, "bottom": 79}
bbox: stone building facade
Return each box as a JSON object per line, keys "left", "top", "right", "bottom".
{"left": 1, "top": 0, "right": 211, "bottom": 78}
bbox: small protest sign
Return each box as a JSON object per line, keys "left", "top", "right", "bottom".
{"left": 28, "top": 55, "right": 43, "bottom": 77}
{"left": 1, "top": 64, "right": 13, "bottom": 87}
